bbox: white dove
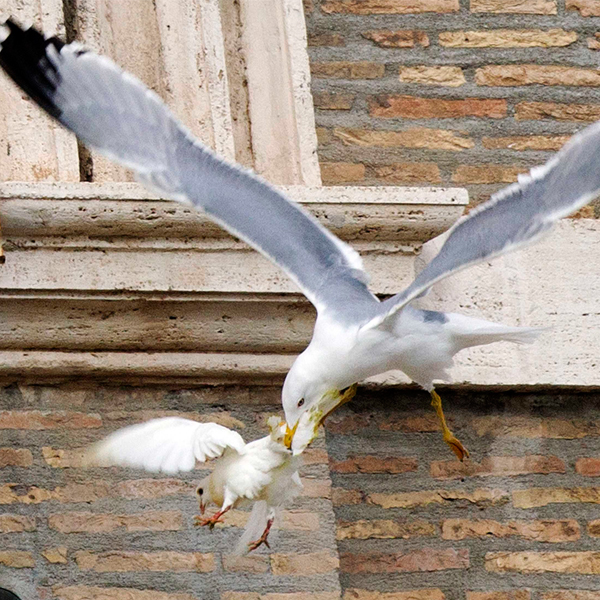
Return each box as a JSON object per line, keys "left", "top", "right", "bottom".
{"left": 86, "top": 415, "right": 302, "bottom": 552}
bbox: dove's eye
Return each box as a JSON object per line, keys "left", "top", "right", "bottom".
{"left": 197, "top": 488, "right": 204, "bottom": 497}
{"left": 297, "top": 398, "right": 305, "bottom": 408}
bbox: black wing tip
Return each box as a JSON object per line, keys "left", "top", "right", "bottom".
{"left": 0, "top": 17, "right": 65, "bottom": 120}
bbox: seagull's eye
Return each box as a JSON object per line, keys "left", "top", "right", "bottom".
{"left": 297, "top": 398, "right": 305, "bottom": 408}
{"left": 197, "top": 488, "right": 203, "bottom": 497}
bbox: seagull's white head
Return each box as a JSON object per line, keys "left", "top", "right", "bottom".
{"left": 282, "top": 358, "right": 357, "bottom": 454}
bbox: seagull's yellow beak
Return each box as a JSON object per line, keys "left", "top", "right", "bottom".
{"left": 284, "top": 421, "right": 298, "bottom": 449}
{"left": 318, "top": 384, "right": 358, "bottom": 427}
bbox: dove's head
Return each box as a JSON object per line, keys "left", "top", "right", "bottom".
{"left": 196, "top": 476, "right": 213, "bottom": 515}
{"left": 282, "top": 358, "right": 357, "bottom": 454}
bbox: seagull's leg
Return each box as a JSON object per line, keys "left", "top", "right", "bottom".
{"left": 248, "top": 509, "right": 276, "bottom": 552}
{"left": 430, "top": 390, "right": 469, "bottom": 461}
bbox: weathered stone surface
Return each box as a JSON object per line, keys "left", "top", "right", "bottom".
{"left": 322, "top": 0, "right": 459, "bottom": 13}
{"left": 470, "top": 0, "right": 556, "bottom": 13}
{"left": 270, "top": 551, "right": 339, "bottom": 575}
{"left": 42, "top": 547, "right": 68, "bottom": 564}
{"left": 542, "top": 593, "right": 600, "bottom": 600}
{"left": 451, "top": 165, "right": 526, "bottom": 184}
{"left": 481, "top": 135, "right": 569, "bottom": 151}
{"left": 49, "top": 511, "right": 182, "bottom": 533}
{"left": 0, "top": 550, "right": 35, "bottom": 568}
{"left": 223, "top": 554, "right": 270, "bottom": 573}
{"left": 587, "top": 520, "right": 600, "bottom": 536}
{"left": 398, "top": 66, "right": 465, "bottom": 86}
{"left": 0, "top": 482, "right": 110, "bottom": 504}
{"left": 0, "top": 448, "right": 33, "bottom": 467}
{"left": 368, "top": 488, "right": 509, "bottom": 509}
{"left": 0, "top": 514, "right": 36, "bottom": 533}
{"left": 476, "top": 65, "right": 600, "bottom": 86}
{"left": 516, "top": 101, "right": 600, "bottom": 121}
{"left": 575, "top": 458, "right": 600, "bottom": 476}
{"left": 341, "top": 548, "right": 469, "bottom": 573}
{"left": 589, "top": 33, "right": 600, "bottom": 49}
{"left": 311, "top": 61, "right": 385, "bottom": 79}
{"left": 374, "top": 163, "right": 442, "bottom": 184}
{"left": 442, "top": 519, "right": 580, "bottom": 542}
{"left": 334, "top": 128, "right": 473, "bottom": 150}
{"left": 363, "top": 30, "right": 429, "bottom": 48}
{"left": 467, "top": 593, "right": 531, "bottom": 600}
{"left": 369, "top": 96, "right": 506, "bottom": 119}
{"left": 115, "top": 478, "right": 194, "bottom": 499}
{"left": 42, "top": 447, "right": 87, "bottom": 468}
{"left": 486, "top": 551, "right": 600, "bottom": 574}
{"left": 566, "top": 0, "right": 600, "bottom": 15}
{"left": 337, "top": 519, "right": 436, "bottom": 540}
{"left": 431, "top": 456, "right": 566, "bottom": 479}
{"left": 440, "top": 29, "right": 576, "bottom": 47}
{"left": 513, "top": 487, "right": 600, "bottom": 509}
{"left": 308, "top": 33, "right": 345, "bottom": 46}
{"left": 75, "top": 550, "right": 215, "bottom": 572}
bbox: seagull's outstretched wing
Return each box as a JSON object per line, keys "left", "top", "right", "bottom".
{"left": 87, "top": 417, "right": 246, "bottom": 474}
{"left": 366, "top": 119, "right": 600, "bottom": 329}
{"left": 0, "top": 19, "right": 375, "bottom": 322}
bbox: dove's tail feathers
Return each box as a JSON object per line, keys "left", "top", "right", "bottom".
{"left": 234, "top": 501, "right": 273, "bottom": 556}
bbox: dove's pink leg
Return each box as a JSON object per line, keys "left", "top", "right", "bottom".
{"left": 194, "top": 505, "right": 231, "bottom": 530}
{"left": 248, "top": 517, "right": 274, "bottom": 552}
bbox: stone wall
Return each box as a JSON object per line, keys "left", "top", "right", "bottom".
{"left": 2, "top": 384, "right": 600, "bottom": 600}
{"left": 304, "top": 0, "right": 600, "bottom": 213}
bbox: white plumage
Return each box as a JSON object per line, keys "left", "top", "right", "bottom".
{"left": 86, "top": 416, "right": 302, "bottom": 553}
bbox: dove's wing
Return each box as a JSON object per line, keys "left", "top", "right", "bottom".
{"left": 88, "top": 417, "right": 246, "bottom": 474}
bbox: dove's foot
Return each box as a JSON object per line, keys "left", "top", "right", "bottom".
{"left": 194, "top": 506, "right": 231, "bottom": 530}
{"left": 430, "top": 390, "right": 469, "bottom": 462}
{"left": 248, "top": 517, "right": 274, "bottom": 552}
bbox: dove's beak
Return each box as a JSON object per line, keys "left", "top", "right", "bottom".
{"left": 284, "top": 421, "right": 298, "bottom": 449}
{"left": 199, "top": 500, "right": 206, "bottom": 515}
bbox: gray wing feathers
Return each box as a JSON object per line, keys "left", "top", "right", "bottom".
{"left": 369, "top": 119, "right": 600, "bottom": 329}
{"left": 47, "top": 44, "right": 375, "bottom": 321}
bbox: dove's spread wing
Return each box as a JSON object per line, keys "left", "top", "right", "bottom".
{"left": 0, "top": 19, "right": 377, "bottom": 324}
{"left": 88, "top": 417, "right": 246, "bottom": 474}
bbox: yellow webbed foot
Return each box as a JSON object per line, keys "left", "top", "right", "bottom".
{"left": 430, "top": 389, "right": 469, "bottom": 462}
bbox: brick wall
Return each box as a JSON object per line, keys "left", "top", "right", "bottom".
{"left": 2, "top": 384, "right": 600, "bottom": 599}
{"left": 304, "top": 0, "right": 600, "bottom": 214}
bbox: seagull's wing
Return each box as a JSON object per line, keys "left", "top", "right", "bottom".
{"left": 0, "top": 19, "right": 376, "bottom": 323}
{"left": 365, "top": 119, "right": 600, "bottom": 329}
{"left": 87, "top": 417, "right": 246, "bottom": 474}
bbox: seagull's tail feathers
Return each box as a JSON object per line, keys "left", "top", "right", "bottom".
{"left": 233, "top": 500, "right": 272, "bottom": 556}
{"left": 447, "top": 313, "right": 547, "bottom": 350}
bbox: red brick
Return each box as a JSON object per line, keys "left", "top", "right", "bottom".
{"left": 516, "top": 101, "right": 600, "bottom": 122}
{"left": 467, "top": 593, "right": 531, "bottom": 600}
{"left": 53, "top": 586, "right": 196, "bottom": 600}
{"left": 337, "top": 519, "right": 436, "bottom": 540}
{"left": 0, "top": 514, "right": 36, "bottom": 532}
{"left": 49, "top": 511, "right": 182, "bottom": 533}
{"left": 440, "top": 29, "right": 576, "bottom": 47}
{"left": 325, "top": 413, "right": 371, "bottom": 434}
{"left": 374, "top": 163, "right": 442, "bottom": 184}
{"left": 75, "top": 550, "right": 215, "bottom": 572}
{"left": 566, "top": 0, "right": 600, "bottom": 15}
{"left": 332, "top": 488, "right": 364, "bottom": 505}
{"left": 332, "top": 455, "right": 417, "bottom": 474}
{"left": 451, "top": 165, "right": 527, "bottom": 184}
{"left": 476, "top": 65, "right": 600, "bottom": 87}
{"left": 486, "top": 551, "right": 600, "bottom": 574}
{"left": 321, "top": 162, "right": 366, "bottom": 184}
{"left": 341, "top": 548, "right": 469, "bottom": 573}
{"left": 576, "top": 458, "right": 600, "bottom": 476}
{"left": 42, "top": 447, "right": 86, "bottom": 468}
{"left": 472, "top": 416, "right": 600, "bottom": 438}
{"left": 311, "top": 61, "right": 385, "bottom": 79}
{"left": 369, "top": 95, "right": 507, "bottom": 119}
{"left": 587, "top": 519, "right": 600, "bottom": 536}
{"left": 308, "top": 33, "right": 345, "bottom": 46}
{"left": 482, "top": 135, "right": 570, "bottom": 151}
{"left": 0, "top": 482, "right": 110, "bottom": 504}
{"left": 0, "top": 410, "right": 102, "bottom": 429}
{"left": 378, "top": 414, "right": 441, "bottom": 432}
{"left": 542, "top": 593, "right": 600, "bottom": 600}
{"left": 344, "top": 591, "right": 445, "bottom": 600}
{"left": 362, "top": 30, "right": 429, "bottom": 48}
{"left": 369, "top": 488, "right": 509, "bottom": 508}
{"left": 313, "top": 91, "right": 355, "bottom": 110}
{"left": 223, "top": 554, "right": 270, "bottom": 573}
{"left": 333, "top": 127, "right": 473, "bottom": 150}
{"left": 442, "top": 519, "right": 580, "bottom": 542}
{"left": 322, "top": 0, "right": 459, "bottom": 13}
{"left": 513, "top": 487, "right": 600, "bottom": 508}
{"left": 301, "top": 478, "right": 331, "bottom": 498}
{"left": 471, "top": 0, "right": 556, "bottom": 13}
{"left": 431, "top": 456, "right": 565, "bottom": 479}
{"left": 0, "top": 448, "right": 33, "bottom": 467}
{"left": 270, "top": 551, "right": 339, "bottom": 575}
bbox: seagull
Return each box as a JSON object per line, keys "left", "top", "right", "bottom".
{"left": 3, "top": 19, "right": 600, "bottom": 459}
{"left": 86, "top": 415, "right": 302, "bottom": 552}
